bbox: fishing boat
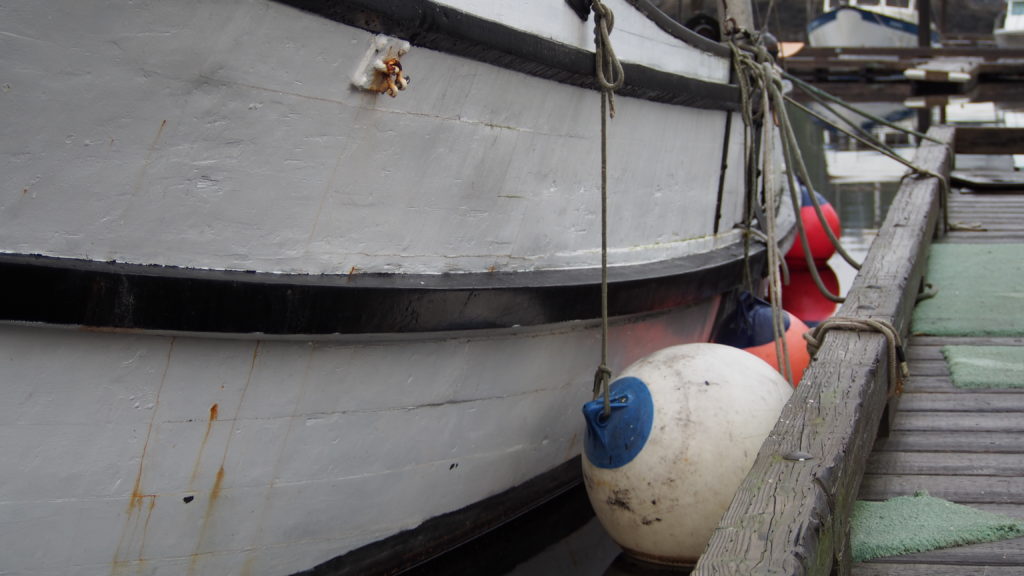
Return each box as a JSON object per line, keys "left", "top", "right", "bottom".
{"left": 808, "top": 0, "right": 940, "bottom": 48}
{"left": 0, "top": 0, "right": 795, "bottom": 574}
{"left": 994, "top": 0, "right": 1024, "bottom": 48}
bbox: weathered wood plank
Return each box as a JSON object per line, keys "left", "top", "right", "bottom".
{"left": 865, "top": 538, "right": 1024, "bottom": 566}
{"left": 905, "top": 361, "right": 949, "bottom": 377}
{"left": 904, "top": 376, "right": 1024, "bottom": 394}
{"left": 955, "top": 127, "right": 1024, "bottom": 154}
{"left": 866, "top": 451, "right": 1024, "bottom": 476}
{"left": 874, "top": 430, "right": 1024, "bottom": 453}
{"left": 907, "top": 338, "right": 1024, "bottom": 361}
{"left": 894, "top": 412, "right": 1024, "bottom": 433}
{"left": 897, "top": 393, "right": 1024, "bottom": 412}
{"left": 854, "top": 566, "right": 1024, "bottom": 576}
{"left": 693, "top": 127, "right": 954, "bottom": 576}
{"left": 859, "top": 474, "right": 1024, "bottom": 504}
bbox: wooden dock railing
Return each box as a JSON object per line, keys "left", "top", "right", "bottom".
{"left": 692, "top": 126, "right": 955, "bottom": 575}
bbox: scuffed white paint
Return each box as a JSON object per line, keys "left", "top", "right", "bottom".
{"left": 0, "top": 299, "right": 719, "bottom": 575}
{"left": 431, "top": 0, "right": 729, "bottom": 82}
{"left": 0, "top": 0, "right": 758, "bottom": 276}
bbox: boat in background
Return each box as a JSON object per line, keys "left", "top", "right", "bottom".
{"left": 0, "top": 0, "right": 794, "bottom": 574}
{"left": 808, "top": 0, "right": 940, "bottom": 47}
{"left": 995, "top": 0, "right": 1024, "bottom": 47}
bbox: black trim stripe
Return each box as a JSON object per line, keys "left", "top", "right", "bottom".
{"left": 274, "top": 0, "right": 740, "bottom": 111}
{"left": 0, "top": 244, "right": 762, "bottom": 335}
{"left": 295, "top": 457, "right": 586, "bottom": 576}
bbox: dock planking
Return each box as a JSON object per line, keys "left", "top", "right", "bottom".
{"left": 693, "top": 127, "right": 953, "bottom": 575}
{"left": 852, "top": 130, "right": 1024, "bottom": 575}
{"left": 696, "top": 125, "right": 1024, "bottom": 575}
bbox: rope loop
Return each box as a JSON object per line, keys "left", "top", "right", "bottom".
{"left": 804, "top": 317, "right": 909, "bottom": 398}
{"left": 593, "top": 0, "right": 624, "bottom": 117}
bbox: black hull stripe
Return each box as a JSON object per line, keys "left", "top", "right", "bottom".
{"left": 0, "top": 245, "right": 762, "bottom": 335}
{"left": 295, "top": 457, "right": 587, "bottom": 576}
{"left": 274, "top": 0, "right": 740, "bottom": 111}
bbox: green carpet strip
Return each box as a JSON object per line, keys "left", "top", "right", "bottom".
{"left": 913, "top": 244, "right": 1024, "bottom": 337}
{"left": 852, "top": 492, "right": 1024, "bottom": 562}
{"left": 942, "top": 345, "right": 1024, "bottom": 389}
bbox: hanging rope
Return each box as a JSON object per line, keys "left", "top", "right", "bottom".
{"left": 804, "top": 317, "right": 909, "bottom": 398}
{"left": 729, "top": 34, "right": 799, "bottom": 384}
{"left": 591, "top": 0, "right": 623, "bottom": 417}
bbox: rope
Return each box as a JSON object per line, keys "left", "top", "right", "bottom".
{"left": 782, "top": 70, "right": 943, "bottom": 145}
{"left": 804, "top": 317, "right": 909, "bottom": 398}
{"left": 782, "top": 75, "right": 964, "bottom": 234}
{"left": 593, "top": 0, "right": 624, "bottom": 116}
{"left": 729, "top": 34, "right": 799, "bottom": 385}
{"left": 731, "top": 36, "right": 855, "bottom": 316}
{"left": 591, "top": 0, "right": 623, "bottom": 417}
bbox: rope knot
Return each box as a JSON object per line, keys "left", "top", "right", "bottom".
{"left": 804, "top": 317, "right": 909, "bottom": 398}
{"left": 592, "top": 0, "right": 624, "bottom": 117}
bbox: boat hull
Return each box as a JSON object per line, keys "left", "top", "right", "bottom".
{"left": 995, "top": 28, "right": 1024, "bottom": 48}
{"left": 0, "top": 0, "right": 794, "bottom": 573}
{"left": 1, "top": 0, "right": 746, "bottom": 277}
{"left": 808, "top": 7, "right": 934, "bottom": 48}
{"left": 0, "top": 301, "right": 721, "bottom": 576}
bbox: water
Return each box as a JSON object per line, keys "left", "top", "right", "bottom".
{"left": 407, "top": 88, "right": 1024, "bottom": 576}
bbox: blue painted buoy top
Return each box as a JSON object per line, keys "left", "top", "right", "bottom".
{"left": 582, "top": 377, "right": 654, "bottom": 469}
{"left": 715, "top": 291, "right": 790, "bottom": 349}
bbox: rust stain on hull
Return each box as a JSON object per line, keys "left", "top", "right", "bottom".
{"left": 189, "top": 403, "right": 219, "bottom": 488}
{"left": 111, "top": 338, "right": 175, "bottom": 575}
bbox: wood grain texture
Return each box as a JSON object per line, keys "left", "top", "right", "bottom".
{"left": 692, "top": 127, "right": 954, "bottom": 576}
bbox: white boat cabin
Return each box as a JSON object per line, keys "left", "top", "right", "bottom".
{"left": 997, "top": 0, "right": 1024, "bottom": 32}
{"left": 824, "top": 0, "right": 917, "bottom": 19}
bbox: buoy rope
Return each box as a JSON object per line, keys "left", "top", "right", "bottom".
{"left": 781, "top": 74, "right": 968, "bottom": 234}
{"left": 592, "top": 0, "right": 623, "bottom": 417}
{"left": 804, "top": 317, "right": 909, "bottom": 398}
{"left": 770, "top": 80, "right": 849, "bottom": 304}
{"left": 781, "top": 70, "right": 943, "bottom": 145}
{"left": 730, "top": 34, "right": 795, "bottom": 384}
{"left": 732, "top": 36, "right": 852, "bottom": 319}
{"left": 769, "top": 80, "right": 861, "bottom": 274}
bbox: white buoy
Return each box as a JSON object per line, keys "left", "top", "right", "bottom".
{"left": 581, "top": 343, "right": 792, "bottom": 566}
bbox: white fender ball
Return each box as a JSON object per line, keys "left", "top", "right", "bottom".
{"left": 581, "top": 343, "right": 792, "bottom": 566}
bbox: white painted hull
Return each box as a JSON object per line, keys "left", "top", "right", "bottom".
{"left": 995, "top": 28, "right": 1024, "bottom": 48}
{"left": 808, "top": 7, "right": 925, "bottom": 48}
{"left": 994, "top": 0, "right": 1024, "bottom": 49}
{"left": 0, "top": 304, "right": 719, "bottom": 576}
{"left": 0, "top": 0, "right": 746, "bottom": 276}
{"left": 0, "top": 0, "right": 794, "bottom": 574}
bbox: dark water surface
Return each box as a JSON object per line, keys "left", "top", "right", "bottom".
{"left": 405, "top": 91, "right": 1024, "bottom": 576}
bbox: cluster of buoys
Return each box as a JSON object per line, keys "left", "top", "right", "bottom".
{"left": 578, "top": 187, "right": 847, "bottom": 569}
{"left": 782, "top": 186, "right": 843, "bottom": 328}
{"left": 711, "top": 187, "right": 842, "bottom": 384}
{"left": 713, "top": 290, "right": 810, "bottom": 385}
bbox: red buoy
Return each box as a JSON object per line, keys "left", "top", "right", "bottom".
{"left": 783, "top": 265, "right": 840, "bottom": 327}
{"left": 786, "top": 187, "right": 841, "bottom": 267}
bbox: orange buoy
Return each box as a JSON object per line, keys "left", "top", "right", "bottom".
{"left": 714, "top": 291, "right": 811, "bottom": 385}
{"left": 786, "top": 187, "right": 841, "bottom": 267}
{"left": 783, "top": 265, "right": 840, "bottom": 327}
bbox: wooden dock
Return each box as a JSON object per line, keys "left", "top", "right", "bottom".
{"left": 853, "top": 170, "right": 1024, "bottom": 576}
{"left": 782, "top": 47, "right": 1024, "bottom": 85}
{"left": 694, "top": 126, "right": 1024, "bottom": 575}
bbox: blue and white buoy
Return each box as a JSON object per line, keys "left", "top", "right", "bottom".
{"left": 581, "top": 343, "right": 792, "bottom": 566}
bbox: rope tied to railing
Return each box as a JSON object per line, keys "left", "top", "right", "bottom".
{"left": 804, "top": 317, "right": 909, "bottom": 398}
